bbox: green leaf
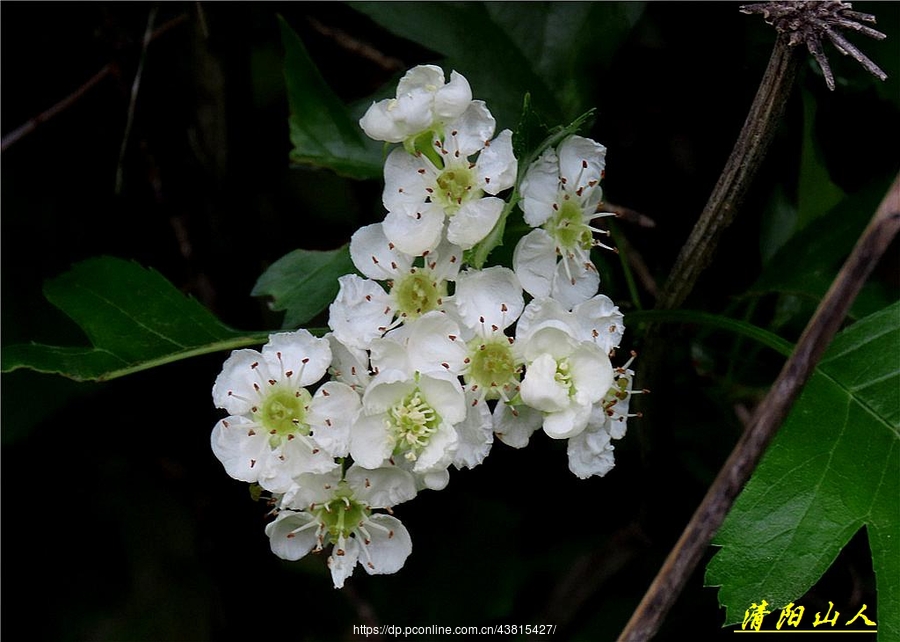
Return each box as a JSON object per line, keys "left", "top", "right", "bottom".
{"left": 797, "top": 88, "right": 846, "bottom": 232}
{"left": 753, "top": 174, "right": 897, "bottom": 321}
{"left": 705, "top": 302, "right": 900, "bottom": 640}
{"left": 1, "top": 257, "right": 270, "bottom": 382}
{"left": 352, "top": 2, "right": 643, "bottom": 128}
{"left": 251, "top": 245, "right": 356, "bottom": 329}
{"left": 279, "top": 15, "right": 383, "bottom": 179}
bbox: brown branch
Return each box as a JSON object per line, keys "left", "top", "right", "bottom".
{"left": 0, "top": 12, "right": 188, "bottom": 154}
{"left": 617, "top": 172, "right": 900, "bottom": 641}
{"left": 656, "top": 34, "right": 802, "bottom": 313}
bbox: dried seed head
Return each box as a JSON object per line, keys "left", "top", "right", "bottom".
{"left": 741, "top": 1, "right": 887, "bottom": 91}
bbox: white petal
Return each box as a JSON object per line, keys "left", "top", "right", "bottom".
{"left": 212, "top": 349, "right": 266, "bottom": 415}
{"left": 513, "top": 229, "right": 557, "bottom": 300}
{"left": 265, "top": 439, "right": 337, "bottom": 493}
{"left": 557, "top": 135, "right": 606, "bottom": 192}
{"left": 417, "top": 371, "right": 466, "bottom": 425}
{"left": 515, "top": 296, "right": 574, "bottom": 345}
{"left": 360, "top": 515, "right": 412, "bottom": 575}
{"left": 328, "top": 538, "right": 361, "bottom": 588}
{"left": 520, "top": 353, "right": 570, "bottom": 412}
{"left": 266, "top": 512, "right": 319, "bottom": 561}
{"left": 328, "top": 275, "right": 393, "bottom": 351}
{"left": 383, "top": 148, "right": 431, "bottom": 216}
{"left": 359, "top": 100, "right": 405, "bottom": 143}
{"left": 446, "top": 197, "right": 504, "bottom": 249}
{"left": 493, "top": 403, "right": 543, "bottom": 448}
{"left": 451, "top": 266, "right": 524, "bottom": 334}
{"left": 397, "top": 64, "right": 445, "bottom": 96}
{"left": 477, "top": 129, "right": 517, "bottom": 194}
{"left": 345, "top": 464, "right": 418, "bottom": 508}
{"left": 412, "top": 422, "right": 457, "bottom": 473}
{"left": 572, "top": 294, "right": 625, "bottom": 352}
{"left": 519, "top": 148, "right": 560, "bottom": 227}
{"left": 543, "top": 403, "right": 591, "bottom": 439}
{"left": 350, "top": 223, "right": 413, "bottom": 280}
{"left": 284, "top": 469, "right": 343, "bottom": 508}
{"left": 308, "top": 381, "right": 360, "bottom": 457}
{"left": 382, "top": 205, "right": 445, "bottom": 257}
{"left": 405, "top": 312, "right": 467, "bottom": 374}
{"left": 452, "top": 399, "right": 493, "bottom": 469}
{"left": 419, "top": 468, "right": 450, "bottom": 490}
{"left": 263, "top": 329, "right": 331, "bottom": 387}
{"left": 445, "top": 101, "right": 496, "bottom": 157}
{"left": 326, "top": 333, "right": 371, "bottom": 393}
{"left": 567, "top": 424, "right": 615, "bottom": 479}
{"left": 433, "top": 70, "right": 472, "bottom": 120}
{"left": 210, "top": 415, "right": 268, "bottom": 483}
{"left": 568, "top": 347, "right": 614, "bottom": 407}
{"left": 350, "top": 411, "right": 395, "bottom": 469}
{"left": 550, "top": 256, "right": 600, "bottom": 310}
{"left": 361, "top": 371, "right": 415, "bottom": 414}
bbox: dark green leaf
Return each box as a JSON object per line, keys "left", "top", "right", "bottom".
{"left": 706, "top": 302, "right": 900, "bottom": 640}
{"left": 279, "top": 15, "right": 383, "bottom": 179}
{"left": 352, "top": 2, "right": 644, "bottom": 128}
{"left": 251, "top": 245, "right": 356, "bottom": 329}
{"left": 1, "top": 257, "right": 269, "bottom": 382}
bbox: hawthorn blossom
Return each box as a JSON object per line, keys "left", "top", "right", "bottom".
{"left": 350, "top": 367, "right": 467, "bottom": 491}
{"left": 267, "top": 465, "right": 416, "bottom": 588}
{"left": 567, "top": 361, "right": 635, "bottom": 479}
{"left": 359, "top": 64, "right": 473, "bottom": 145}
{"left": 516, "top": 299, "right": 616, "bottom": 440}
{"left": 513, "top": 135, "right": 614, "bottom": 309}
{"left": 382, "top": 102, "right": 517, "bottom": 255}
{"left": 211, "top": 330, "right": 360, "bottom": 493}
{"left": 328, "top": 223, "right": 462, "bottom": 351}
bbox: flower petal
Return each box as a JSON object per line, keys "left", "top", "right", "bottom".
{"left": 382, "top": 204, "right": 445, "bottom": 257}
{"left": 513, "top": 229, "right": 557, "bottom": 300}
{"left": 266, "top": 512, "right": 320, "bottom": 561}
{"left": 477, "top": 129, "right": 517, "bottom": 194}
{"left": 446, "top": 196, "right": 504, "bottom": 249}
{"left": 328, "top": 274, "right": 393, "bottom": 351}
{"left": 360, "top": 515, "right": 412, "bottom": 575}
{"left": 350, "top": 223, "right": 414, "bottom": 280}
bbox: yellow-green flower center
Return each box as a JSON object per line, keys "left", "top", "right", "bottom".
{"left": 546, "top": 198, "right": 592, "bottom": 251}
{"left": 257, "top": 387, "right": 312, "bottom": 447}
{"left": 313, "top": 482, "right": 370, "bottom": 543}
{"left": 392, "top": 269, "right": 446, "bottom": 319}
{"left": 434, "top": 164, "right": 480, "bottom": 213}
{"left": 388, "top": 391, "right": 440, "bottom": 461}
{"left": 465, "top": 337, "right": 519, "bottom": 399}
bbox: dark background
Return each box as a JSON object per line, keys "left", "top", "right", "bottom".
{"left": 2, "top": 3, "right": 897, "bottom": 641}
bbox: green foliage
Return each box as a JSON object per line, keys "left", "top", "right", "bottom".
{"left": 251, "top": 244, "right": 356, "bottom": 329}
{"left": 0, "top": 257, "right": 269, "bottom": 382}
{"left": 279, "top": 15, "right": 384, "bottom": 179}
{"left": 351, "top": 1, "right": 644, "bottom": 128}
{"left": 706, "top": 302, "right": 900, "bottom": 640}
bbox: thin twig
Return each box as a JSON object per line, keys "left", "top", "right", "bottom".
{"left": 618, "top": 172, "right": 900, "bottom": 641}
{"left": 0, "top": 13, "right": 188, "bottom": 154}
{"left": 115, "top": 5, "right": 158, "bottom": 195}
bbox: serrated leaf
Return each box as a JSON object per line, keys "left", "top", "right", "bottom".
{"left": 706, "top": 302, "right": 900, "bottom": 640}
{"left": 279, "top": 15, "right": 383, "bottom": 179}
{"left": 1, "top": 257, "right": 270, "bottom": 382}
{"left": 251, "top": 245, "right": 356, "bottom": 329}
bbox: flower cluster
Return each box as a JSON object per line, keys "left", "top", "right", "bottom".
{"left": 211, "top": 65, "right": 638, "bottom": 588}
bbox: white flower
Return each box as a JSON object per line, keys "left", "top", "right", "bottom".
{"left": 266, "top": 465, "right": 416, "bottom": 588}
{"left": 513, "top": 135, "right": 613, "bottom": 309}
{"left": 359, "top": 65, "right": 473, "bottom": 145}
{"left": 382, "top": 102, "right": 516, "bottom": 255}
{"left": 351, "top": 368, "right": 466, "bottom": 490}
{"left": 567, "top": 362, "right": 635, "bottom": 478}
{"left": 516, "top": 295, "right": 624, "bottom": 355}
{"left": 328, "top": 223, "right": 462, "bottom": 351}
{"left": 210, "top": 330, "right": 360, "bottom": 493}
{"left": 517, "top": 321, "right": 614, "bottom": 440}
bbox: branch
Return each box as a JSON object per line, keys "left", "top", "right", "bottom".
{"left": 617, "top": 172, "right": 900, "bottom": 641}
{"left": 0, "top": 13, "right": 188, "bottom": 154}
